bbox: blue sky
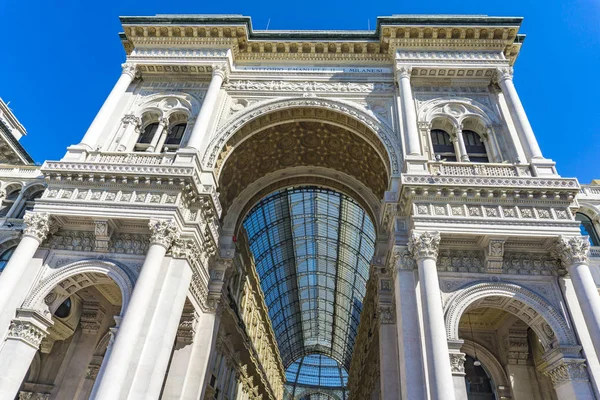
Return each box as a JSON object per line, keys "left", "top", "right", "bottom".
{"left": 1, "top": 0, "right": 599, "bottom": 182}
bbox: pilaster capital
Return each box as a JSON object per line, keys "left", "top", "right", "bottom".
{"left": 391, "top": 246, "right": 416, "bottom": 275}
{"left": 395, "top": 65, "right": 413, "bottom": 80}
{"left": 121, "top": 62, "right": 138, "bottom": 79}
{"left": 158, "top": 116, "right": 169, "bottom": 127}
{"left": 408, "top": 231, "right": 441, "bottom": 260}
{"left": 493, "top": 67, "right": 514, "bottom": 83}
{"left": 7, "top": 309, "right": 52, "bottom": 349}
{"left": 23, "top": 212, "right": 52, "bottom": 242}
{"left": 148, "top": 218, "right": 180, "bottom": 249}
{"left": 449, "top": 352, "right": 467, "bottom": 375}
{"left": 541, "top": 358, "right": 589, "bottom": 387}
{"left": 555, "top": 235, "right": 590, "bottom": 267}
{"left": 121, "top": 113, "right": 141, "bottom": 126}
{"left": 377, "top": 303, "right": 396, "bottom": 324}
{"left": 212, "top": 63, "right": 230, "bottom": 82}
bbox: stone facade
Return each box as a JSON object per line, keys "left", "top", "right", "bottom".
{"left": 0, "top": 13, "right": 598, "bottom": 400}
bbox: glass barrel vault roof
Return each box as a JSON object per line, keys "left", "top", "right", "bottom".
{"left": 243, "top": 187, "right": 376, "bottom": 374}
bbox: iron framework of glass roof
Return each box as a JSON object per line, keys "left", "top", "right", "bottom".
{"left": 243, "top": 187, "right": 375, "bottom": 392}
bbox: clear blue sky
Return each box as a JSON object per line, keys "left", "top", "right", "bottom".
{"left": 1, "top": 0, "right": 599, "bottom": 182}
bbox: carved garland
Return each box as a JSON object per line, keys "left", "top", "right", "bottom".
{"left": 444, "top": 281, "right": 577, "bottom": 349}
{"left": 203, "top": 97, "right": 401, "bottom": 175}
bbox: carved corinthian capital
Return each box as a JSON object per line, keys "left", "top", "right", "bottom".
{"left": 555, "top": 236, "right": 590, "bottom": 267}
{"left": 148, "top": 219, "right": 180, "bottom": 249}
{"left": 408, "top": 231, "right": 441, "bottom": 260}
{"left": 212, "top": 63, "right": 230, "bottom": 81}
{"left": 494, "top": 67, "right": 514, "bottom": 83}
{"left": 396, "top": 65, "right": 412, "bottom": 80}
{"left": 543, "top": 359, "right": 589, "bottom": 387}
{"left": 23, "top": 212, "right": 52, "bottom": 242}
{"left": 121, "top": 62, "right": 138, "bottom": 79}
{"left": 7, "top": 310, "right": 52, "bottom": 349}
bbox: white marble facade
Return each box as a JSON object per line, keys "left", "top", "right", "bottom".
{"left": 0, "top": 14, "right": 599, "bottom": 400}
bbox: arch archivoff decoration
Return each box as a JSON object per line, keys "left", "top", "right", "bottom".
{"left": 22, "top": 259, "right": 135, "bottom": 317}
{"left": 444, "top": 281, "right": 578, "bottom": 350}
{"left": 202, "top": 97, "right": 402, "bottom": 176}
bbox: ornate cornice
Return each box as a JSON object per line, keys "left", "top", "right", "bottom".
{"left": 555, "top": 236, "right": 590, "bottom": 267}
{"left": 23, "top": 212, "right": 52, "bottom": 242}
{"left": 408, "top": 231, "right": 441, "bottom": 260}
{"left": 148, "top": 218, "right": 179, "bottom": 249}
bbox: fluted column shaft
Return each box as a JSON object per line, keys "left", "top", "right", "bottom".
{"left": 396, "top": 66, "right": 421, "bottom": 156}
{"left": 187, "top": 65, "right": 228, "bottom": 151}
{"left": 496, "top": 67, "right": 543, "bottom": 160}
{"left": 556, "top": 236, "right": 600, "bottom": 361}
{"left": 92, "top": 219, "right": 179, "bottom": 400}
{"left": 409, "top": 231, "right": 455, "bottom": 400}
{"left": 80, "top": 63, "right": 137, "bottom": 150}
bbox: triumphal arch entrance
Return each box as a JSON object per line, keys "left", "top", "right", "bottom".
{"left": 0, "top": 13, "right": 599, "bottom": 400}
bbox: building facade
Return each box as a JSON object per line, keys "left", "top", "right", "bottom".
{"left": 0, "top": 13, "right": 599, "bottom": 400}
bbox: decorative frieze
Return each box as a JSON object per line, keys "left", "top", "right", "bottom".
{"left": 502, "top": 252, "right": 562, "bottom": 276}
{"left": 437, "top": 249, "right": 484, "bottom": 273}
{"left": 109, "top": 233, "right": 150, "bottom": 255}
{"left": 224, "top": 80, "right": 394, "bottom": 93}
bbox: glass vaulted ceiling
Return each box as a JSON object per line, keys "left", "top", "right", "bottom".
{"left": 243, "top": 187, "right": 375, "bottom": 383}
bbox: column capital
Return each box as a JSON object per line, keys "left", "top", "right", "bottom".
{"left": 391, "top": 246, "right": 416, "bottom": 275}
{"left": 121, "top": 113, "right": 141, "bottom": 126}
{"left": 121, "top": 62, "right": 138, "bottom": 79}
{"left": 555, "top": 235, "right": 590, "bottom": 267}
{"left": 7, "top": 309, "right": 53, "bottom": 349}
{"left": 377, "top": 303, "right": 396, "bottom": 324}
{"left": 212, "top": 63, "right": 230, "bottom": 81}
{"left": 23, "top": 212, "right": 52, "bottom": 242}
{"left": 541, "top": 357, "right": 589, "bottom": 387}
{"left": 449, "top": 352, "right": 466, "bottom": 375}
{"left": 408, "top": 231, "right": 441, "bottom": 260}
{"left": 395, "top": 65, "right": 413, "bottom": 80}
{"left": 148, "top": 218, "right": 180, "bottom": 249}
{"left": 493, "top": 67, "right": 514, "bottom": 83}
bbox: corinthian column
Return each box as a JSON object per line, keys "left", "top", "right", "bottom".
{"left": 555, "top": 236, "right": 600, "bottom": 361}
{"left": 0, "top": 212, "right": 51, "bottom": 330}
{"left": 396, "top": 66, "right": 421, "bottom": 156}
{"left": 186, "top": 64, "right": 229, "bottom": 152}
{"left": 92, "top": 219, "right": 179, "bottom": 400}
{"left": 409, "top": 231, "right": 455, "bottom": 400}
{"left": 0, "top": 309, "right": 53, "bottom": 398}
{"left": 80, "top": 63, "right": 138, "bottom": 150}
{"left": 495, "top": 67, "right": 543, "bottom": 160}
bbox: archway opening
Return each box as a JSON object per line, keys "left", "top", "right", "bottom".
{"left": 241, "top": 186, "right": 375, "bottom": 398}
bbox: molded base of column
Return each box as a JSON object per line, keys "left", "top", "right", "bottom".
{"left": 404, "top": 155, "right": 429, "bottom": 174}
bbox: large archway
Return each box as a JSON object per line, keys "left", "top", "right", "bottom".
{"left": 214, "top": 106, "right": 391, "bottom": 399}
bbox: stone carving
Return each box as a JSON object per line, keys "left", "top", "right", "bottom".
{"left": 543, "top": 360, "right": 589, "bottom": 386}
{"left": 121, "top": 62, "right": 138, "bottom": 78}
{"left": 23, "top": 212, "right": 52, "bottom": 242}
{"left": 408, "top": 231, "right": 440, "bottom": 260}
{"left": 212, "top": 63, "right": 230, "bottom": 81}
{"left": 85, "top": 363, "right": 101, "bottom": 380}
{"left": 449, "top": 353, "right": 466, "bottom": 374}
{"left": 503, "top": 252, "right": 562, "bottom": 276}
{"left": 493, "top": 67, "right": 514, "bottom": 83}
{"left": 224, "top": 80, "right": 394, "bottom": 93}
{"left": 377, "top": 304, "right": 395, "bottom": 324}
{"left": 108, "top": 233, "right": 150, "bottom": 255}
{"left": 555, "top": 236, "right": 590, "bottom": 267}
{"left": 49, "top": 231, "right": 95, "bottom": 252}
{"left": 396, "top": 65, "right": 412, "bottom": 79}
{"left": 18, "top": 393, "right": 50, "bottom": 400}
{"left": 438, "top": 250, "right": 483, "bottom": 273}
{"left": 8, "top": 319, "right": 47, "bottom": 348}
{"left": 80, "top": 302, "right": 106, "bottom": 335}
{"left": 148, "top": 219, "right": 180, "bottom": 249}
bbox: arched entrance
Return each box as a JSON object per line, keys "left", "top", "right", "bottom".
{"left": 6, "top": 259, "right": 134, "bottom": 399}
{"left": 208, "top": 104, "right": 392, "bottom": 399}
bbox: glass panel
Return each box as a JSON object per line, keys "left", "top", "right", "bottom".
{"left": 431, "top": 129, "right": 457, "bottom": 161}
{"left": 463, "top": 130, "right": 489, "bottom": 163}
{"left": 138, "top": 123, "right": 158, "bottom": 144}
{"left": 0, "top": 246, "right": 16, "bottom": 271}
{"left": 576, "top": 213, "right": 600, "bottom": 246}
{"left": 166, "top": 123, "right": 186, "bottom": 145}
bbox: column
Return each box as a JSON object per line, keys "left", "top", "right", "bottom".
{"left": 0, "top": 309, "right": 53, "bottom": 398}
{"left": 408, "top": 231, "right": 456, "bottom": 400}
{"left": 128, "top": 257, "right": 193, "bottom": 399}
{"left": 539, "top": 346, "right": 595, "bottom": 399}
{"left": 146, "top": 117, "right": 169, "bottom": 153}
{"left": 447, "top": 340, "right": 468, "bottom": 400}
{"left": 495, "top": 67, "right": 543, "bottom": 160}
{"left": 92, "top": 219, "right": 179, "bottom": 400}
{"left": 186, "top": 64, "right": 229, "bottom": 151}
{"left": 113, "top": 114, "right": 141, "bottom": 152}
{"left": 454, "top": 128, "right": 469, "bottom": 162}
{"left": 392, "top": 247, "right": 427, "bottom": 400}
{"left": 80, "top": 63, "right": 137, "bottom": 150}
{"left": 396, "top": 65, "right": 421, "bottom": 156}
{"left": 89, "top": 319, "right": 119, "bottom": 399}
{"left": 376, "top": 269, "right": 400, "bottom": 399}
{"left": 555, "top": 236, "right": 600, "bottom": 361}
{"left": 0, "top": 212, "right": 51, "bottom": 332}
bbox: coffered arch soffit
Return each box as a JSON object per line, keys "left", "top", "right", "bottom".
{"left": 445, "top": 281, "right": 578, "bottom": 351}
{"left": 222, "top": 167, "right": 382, "bottom": 237}
{"left": 203, "top": 97, "right": 401, "bottom": 176}
{"left": 419, "top": 98, "right": 499, "bottom": 133}
{"left": 215, "top": 117, "right": 391, "bottom": 215}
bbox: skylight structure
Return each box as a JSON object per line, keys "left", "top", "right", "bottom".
{"left": 243, "top": 187, "right": 375, "bottom": 396}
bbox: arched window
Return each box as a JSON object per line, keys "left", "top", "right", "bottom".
{"left": 137, "top": 122, "right": 158, "bottom": 145}
{"left": 0, "top": 188, "right": 21, "bottom": 217}
{"left": 463, "top": 130, "right": 489, "bottom": 163}
{"left": 464, "top": 355, "right": 495, "bottom": 399}
{"left": 430, "top": 129, "right": 457, "bottom": 161}
{"left": 16, "top": 189, "right": 44, "bottom": 219}
{"left": 0, "top": 246, "right": 16, "bottom": 271}
{"left": 576, "top": 212, "right": 600, "bottom": 246}
{"left": 164, "top": 123, "right": 186, "bottom": 150}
